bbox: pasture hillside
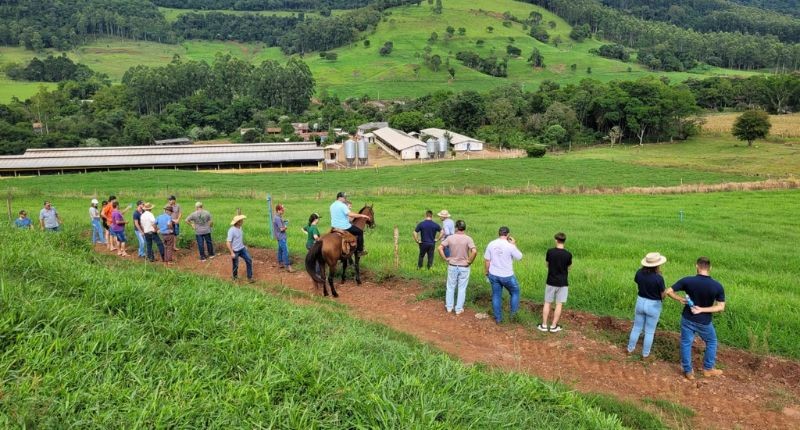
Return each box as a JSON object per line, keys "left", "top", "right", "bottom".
{"left": 4, "top": 151, "right": 800, "bottom": 360}
{"left": 0, "top": 0, "right": 759, "bottom": 102}
{"left": 0, "top": 230, "right": 645, "bottom": 428}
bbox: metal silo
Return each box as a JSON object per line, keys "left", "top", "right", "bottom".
{"left": 426, "top": 138, "right": 437, "bottom": 158}
{"left": 344, "top": 139, "right": 356, "bottom": 166}
{"left": 437, "top": 136, "right": 448, "bottom": 158}
{"left": 357, "top": 137, "right": 368, "bottom": 165}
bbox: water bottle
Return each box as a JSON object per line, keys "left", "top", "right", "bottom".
{"left": 686, "top": 295, "right": 695, "bottom": 307}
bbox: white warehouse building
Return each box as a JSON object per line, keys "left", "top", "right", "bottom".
{"left": 420, "top": 128, "right": 484, "bottom": 152}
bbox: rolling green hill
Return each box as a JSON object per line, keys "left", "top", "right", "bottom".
{"left": 0, "top": 0, "right": 759, "bottom": 102}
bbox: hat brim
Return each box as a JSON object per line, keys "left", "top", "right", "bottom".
{"left": 230, "top": 215, "right": 247, "bottom": 225}
{"left": 437, "top": 211, "right": 450, "bottom": 217}
{"left": 641, "top": 256, "right": 667, "bottom": 267}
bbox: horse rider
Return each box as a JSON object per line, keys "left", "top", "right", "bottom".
{"left": 330, "top": 191, "right": 370, "bottom": 256}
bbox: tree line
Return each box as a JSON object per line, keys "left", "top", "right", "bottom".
{"left": 153, "top": 0, "right": 382, "bottom": 11}
{"left": 524, "top": 0, "right": 800, "bottom": 72}
{"left": 5, "top": 55, "right": 106, "bottom": 83}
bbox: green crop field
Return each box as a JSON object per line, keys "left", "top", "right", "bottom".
{"left": 4, "top": 142, "right": 799, "bottom": 360}
{"left": 1, "top": 230, "right": 659, "bottom": 428}
{"left": 0, "top": 0, "right": 760, "bottom": 102}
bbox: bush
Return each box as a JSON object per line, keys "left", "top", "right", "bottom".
{"left": 523, "top": 142, "right": 547, "bottom": 157}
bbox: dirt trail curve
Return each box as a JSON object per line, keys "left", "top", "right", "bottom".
{"left": 118, "top": 246, "right": 800, "bottom": 429}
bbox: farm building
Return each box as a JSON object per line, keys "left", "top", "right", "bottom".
{"left": 372, "top": 127, "right": 429, "bottom": 160}
{"left": 420, "top": 128, "right": 484, "bottom": 152}
{"left": 154, "top": 137, "right": 192, "bottom": 146}
{"left": 0, "top": 142, "right": 324, "bottom": 176}
{"left": 357, "top": 122, "right": 388, "bottom": 134}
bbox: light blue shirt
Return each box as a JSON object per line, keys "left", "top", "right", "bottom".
{"left": 442, "top": 219, "right": 455, "bottom": 238}
{"left": 227, "top": 226, "right": 245, "bottom": 251}
{"left": 330, "top": 200, "right": 351, "bottom": 229}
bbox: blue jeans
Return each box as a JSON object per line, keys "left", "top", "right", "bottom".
{"left": 145, "top": 232, "right": 164, "bottom": 262}
{"left": 443, "top": 245, "right": 451, "bottom": 258}
{"left": 135, "top": 230, "right": 146, "bottom": 257}
{"left": 489, "top": 274, "right": 520, "bottom": 323}
{"left": 173, "top": 222, "right": 180, "bottom": 236}
{"left": 277, "top": 238, "right": 289, "bottom": 266}
{"left": 627, "top": 297, "right": 663, "bottom": 357}
{"left": 196, "top": 233, "right": 215, "bottom": 260}
{"left": 445, "top": 265, "right": 470, "bottom": 312}
{"left": 232, "top": 247, "right": 253, "bottom": 280}
{"left": 680, "top": 317, "right": 718, "bottom": 373}
{"left": 91, "top": 219, "right": 106, "bottom": 244}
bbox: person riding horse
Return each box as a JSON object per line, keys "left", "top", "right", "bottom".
{"left": 330, "top": 192, "right": 370, "bottom": 256}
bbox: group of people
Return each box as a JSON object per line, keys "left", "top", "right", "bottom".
{"left": 14, "top": 201, "right": 63, "bottom": 231}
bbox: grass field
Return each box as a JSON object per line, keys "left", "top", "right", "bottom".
{"left": 1, "top": 229, "right": 657, "bottom": 428}
{"left": 0, "top": 0, "right": 760, "bottom": 102}
{"left": 4, "top": 147, "right": 800, "bottom": 360}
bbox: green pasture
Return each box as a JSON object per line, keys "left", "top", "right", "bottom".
{"left": 158, "top": 6, "right": 336, "bottom": 22}
{"left": 0, "top": 0, "right": 760, "bottom": 102}
{"left": 3, "top": 154, "right": 799, "bottom": 360}
{"left": 1, "top": 230, "right": 657, "bottom": 428}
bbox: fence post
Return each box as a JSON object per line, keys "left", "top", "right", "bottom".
{"left": 6, "top": 191, "right": 12, "bottom": 224}
{"left": 393, "top": 226, "right": 399, "bottom": 270}
{"left": 267, "top": 194, "right": 274, "bottom": 240}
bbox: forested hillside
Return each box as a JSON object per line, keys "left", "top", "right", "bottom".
{"left": 731, "top": 0, "right": 799, "bottom": 17}
{"left": 153, "top": 0, "right": 405, "bottom": 11}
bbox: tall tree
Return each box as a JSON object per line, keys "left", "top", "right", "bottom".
{"left": 732, "top": 109, "right": 771, "bottom": 146}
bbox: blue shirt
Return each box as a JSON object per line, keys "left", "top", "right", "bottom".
{"left": 156, "top": 213, "right": 173, "bottom": 234}
{"left": 273, "top": 214, "right": 286, "bottom": 241}
{"left": 415, "top": 219, "right": 441, "bottom": 245}
{"left": 635, "top": 269, "right": 665, "bottom": 301}
{"left": 672, "top": 274, "right": 725, "bottom": 325}
{"left": 227, "top": 226, "right": 245, "bottom": 251}
{"left": 15, "top": 217, "right": 32, "bottom": 228}
{"left": 442, "top": 219, "right": 455, "bottom": 238}
{"left": 330, "top": 200, "right": 351, "bottom": 229}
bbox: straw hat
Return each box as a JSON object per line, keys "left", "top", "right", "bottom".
{"left": 437, "top": 209, "right": 451, "bottom": 218}
{"left": 142, "top": 202, "right": 154, "bottom": 211}
{"left": 91, "top": 198, "right": 99, "bottom": 205}
{"left": 641, "top": 252, "right": 667, "bottom": 267}
{"left": 230, "top": 215, "right": 247, "bottom": 225}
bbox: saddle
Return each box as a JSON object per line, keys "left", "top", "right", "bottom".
{"left": 330, "top": 228, "right": 357, "bottom": 255}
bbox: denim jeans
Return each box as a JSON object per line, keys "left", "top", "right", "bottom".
{"left": 488, "top": 274, "right": 520, "bottom": 323}
{"left": 445, "top": 265, "right": 470, "bottom": 312}
{"left": 145, "top": 232, "right": 164, "bottom": 262}
{"left": 443, "top": 246, "right": 451, "bottom": 258}
{"left": 277, "top": 238, "right": 289, "bottom": 266}
{"left": 173, "top": 222, "right": 180, "bottom": 236}
{"left": 627, "top": 296, "right": 663, "bottom": 357}
{"left": 135, "top": 230, "right": 146, "bottom": 257}
{"left": 232, "top": 247, "right": 253, "bottom": 280}
{"left": 196, "top": 233, "right": 215, "bottom": 260}
{"left": 91, "top": 219, "right": 106, "bottom": 244}
{"left": 680, "top": 317, "right": 718, "bottom": 373}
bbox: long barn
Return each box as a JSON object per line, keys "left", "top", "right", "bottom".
{"left": 0, "top": 142, "right": 324, "bottom": 176}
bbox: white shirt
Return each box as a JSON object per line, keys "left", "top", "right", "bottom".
{"left": 140, "top": 211, "right": 157, "bottom": 234}
{"left": 89, "top": 206, "right": 100, "bottom": 220}
{"left": 484, "top": 238, "right": 523, "bottom": 277}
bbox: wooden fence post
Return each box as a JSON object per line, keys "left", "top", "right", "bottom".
{"left": 393, "top": 226, "right": 399, "bottom": 270}
{"left": 6, "top": 191, "right": 12, "bottom": 224}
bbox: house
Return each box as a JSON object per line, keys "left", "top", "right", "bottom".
{"left": 322, "top": 143, "right": 346, "bottom": 165}
{"left": 265, "top": 127, "right": 282, "bottom": 135}
{"left": 372, "top": 127, "right": 429, "bottom": 160}
{"left": 32, "top": 122, "right": 44, "bottom": 134}
{"left": 154, "top": 137, "right": 192, "bottom": 146}
{"left": 420, "top": 128, "right": 484, "bottom": 152}
{"left": 291, "top": 122, "right": 310, "bottom": 135}
{"left": 357, "top": 122, "right": 388, "bottom": 134}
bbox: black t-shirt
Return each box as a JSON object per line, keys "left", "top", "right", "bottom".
{"left": 546, "top": 247, "right": 572, "bottom": 287}
{"left": 671, "top": 274, "right": 725, "bottom": 325}
{"left": 635, "top": 268, "right": 665, "bottom": 301}
{"left": 415, "top": 219, "right": 441, "bottom": 245}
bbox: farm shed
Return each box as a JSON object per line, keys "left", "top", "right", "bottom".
{"left": 420, "top": 128, "right": 484, "bottom": 152}
{"left": 372, "top": 127, "right": 429, "bottom": 160}
{"left": 154, "top": 137, "right": 192, "bottom": 145}
{"left": 0, "top": 142, "right": 324, "bottom": 176}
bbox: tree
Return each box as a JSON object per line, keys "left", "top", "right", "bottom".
{"left": 528, "top": 48, "right": 544, "bottom": 67}
{"left": 446, "top": 26, "right": 455, "bottom": 36}
{"left": 433, "top": 0, "right": 442, "bottom": 14}
{"left": 363, "top": 39, "right": 371, "bottom": 48}
{"left": 447, "top": 67, "right": 455, "bottom": 79}
{"left": 732, "top": 110, "right": 771, "bottom": 146}
{"left": 441, "top": 90, "right": 485, "bottom": 134}
{"left": 379, "top": 41, "right": 394, "bottom": 56}
{"left": 506, "top": 45, "right": 522, "bottom": 57}
{"left": 457, "top": 27, "right": 466, "bottom": 36}
{"left": 552, "top": 35, "right": 562, "bottom": 47}
{"left": 569, "top": 24, "right": 591, "bottom": 42}
{"left": 390, "top": 110, "right": 429, "bottom": 132}
{"left": 486, "top": 26, "right": 494, "bottom": 33}
{"left": 428, "top": 32, "right": 438, "bottom": 44}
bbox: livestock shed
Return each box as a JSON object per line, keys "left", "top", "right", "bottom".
{"left": 154, "top": 137, "right": 192, "bottom": 145}
{"left": 420, "top": 128, "right": 484, "bottom": 152}
{"left": 357, "top": 122, "right": 388, "bottom": 134}
{"left": 372, "top": 127, "right": 429, "bottom": 160}
{"left": 0, "top": 142, "right": 324, "bottom": 176}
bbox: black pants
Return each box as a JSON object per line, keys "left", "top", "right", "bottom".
{"left": 418, "top": 243, "right": 435, "bottom": 269}
{"left": 145, "top": 232, "right": 165, "bottom": 262}
{"left": 346, "top": 225, "right": 364, "bottom": 252}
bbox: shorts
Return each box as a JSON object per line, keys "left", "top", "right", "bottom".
{"left": 544, "top": 285, "right": 569, "bottom": 303}
{"left": 112, "top": 230, "right": 127, "bottom": 243}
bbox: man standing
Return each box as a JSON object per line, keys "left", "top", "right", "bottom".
{"left": 132, "top": 201, "right": 146, "bottom": 258}
{"left": 227, "top": 215, "right": 254, "bottom": 283}
{"left": 438, "top": 209, "right": 455, "bottom": 258}
{"left": 39, "top": 201, "right": 62, "bottom": 232}
{"left": 539, "top": 232, "right": 573, "bottom": 333}
{"left": 484, "top": 226, "right": 523, "bottom": 324}
{"left": 89, "top": 199, "right": 106, "bottom": 245}
{"left": 101, "top": 196, "right": 116, "bottom": 251}
{"left": 186, "top": 201, "right": 215, "bottom": 261}
{"left": 156, "top": 206, "right": 176, "bottom": 263}
{"left": 168, "top": 195, "right": 182, "bottom": 251}
{"left": 140, "top": 202, "right": 164, "bottom": 262}
{"left": 330, "top": 192, "right": 370, "bottom": 256}
{"left": 272, "top": 204, "right": 293, "bottom": 272}
{"left": 413, "top": 210, "right": 442, "bottom": 269}
{"left": 15, "top": 210, "right": 32, "bottom": 229}
{"left": 665, "top": 257, "right": 726, "bottom": 380}
{"left": 438, "top": 219, "right": 477, "bottom": 315}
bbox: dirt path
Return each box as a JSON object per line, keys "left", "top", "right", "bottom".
{"left": 115, "top": 246, "right": 800, "bottom": 429}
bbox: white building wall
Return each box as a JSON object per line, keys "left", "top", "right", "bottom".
{"left": 454, "top": 140, "right": 483, "bottom": 151}
{"left": 400, "top": 146, "right": 429, "bottom": 160}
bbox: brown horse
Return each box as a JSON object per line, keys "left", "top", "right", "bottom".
{"left": 305, "top": 205, "right": 375, "bottom": 297}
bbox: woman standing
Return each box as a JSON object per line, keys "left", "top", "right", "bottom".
{"left": 89, "top": 199, "right": 106, "bottom": 246}
{"left": 627, "top": 252, "right": 667, "bottom": 359}
{"left": 303, "top": 213, "right": 321, "bottom": 275}
{"left": 110, "top": 201, "right": 129, "bottom": 257}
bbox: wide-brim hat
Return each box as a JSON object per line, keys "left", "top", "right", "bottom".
{"left": 91, "top": 198, "right": 99, "bottom": 205}
{"left": 230, "top": 215, "right": 247, "bottom": 225}
{"left": 641, "top": 252, "right": 667, "bottom": 267}
{"left": 142, "top": 202, "right": 154, "bottom": 211}
{"left": 437, "top": 209, "right": 450, "bottom": 218}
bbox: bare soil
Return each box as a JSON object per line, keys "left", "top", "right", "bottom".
{"left": 109, "top": 245, "right": 800, "bottom": 429}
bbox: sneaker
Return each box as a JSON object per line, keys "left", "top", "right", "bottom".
{"left": 247, "top": 278, "right": 255, "bottom": 284}
{"left": 455, "top": 309, "right": 464, "bottom": 316}
{"left": 536, "top": 324, "right": 549, "bottom": 332}
{"left": 208, "top": 254, "right": 216, "bottom": 259}
{"left": 684, "top": 372, "right": 695, "bottom": 380}
{"left": 549, "top": 325, "right": 563, "bottom": 333}
{"left": 702, "top": 368, "right": 723, "bottom": 377}
{"left": 200, "top": 258, "right": 207, "bottom": 262}
{"left": 286, "top": 266, "right": 295, "bottom": 273}
{"left": 446, "top": 308, "right": 453, "bottom": 313}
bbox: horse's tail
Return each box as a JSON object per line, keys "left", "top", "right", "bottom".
{"left": 305, "top": 240, "right": 325, "bottom": 284}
